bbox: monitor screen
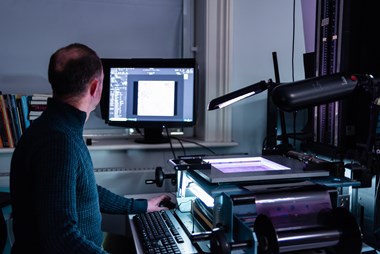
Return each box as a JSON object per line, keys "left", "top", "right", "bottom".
{"left": 100, "top": 58, "right": 197, "bottom": 144}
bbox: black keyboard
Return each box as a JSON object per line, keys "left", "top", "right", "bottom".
{"left": 133, "top": 210, "right": 197, "bottom": 254}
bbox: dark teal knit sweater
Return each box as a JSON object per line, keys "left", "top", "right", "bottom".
{"left": 10, "top": 98, "right": 147, "bottom": 253}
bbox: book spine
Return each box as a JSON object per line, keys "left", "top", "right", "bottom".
{"left": 19, "top": 95, "right": 31, "bottom": 130}
{"left": 7, "top": 94, "right": 22, "bottom": 144}
{"left": 0, "top": 95, "right": 15, "bottom": 147}
{"left": 0, "top": 108, "right": 4, "bottom": 148}
{"left": 29, "top": 104, "right": 47, "bottom": 111}
{"left": 29, "top": 111, "right": 43, "bottom": 116}
{"left": 0, "top": 92, "right": 5, "bottom": 147}
{"left": 30, "top": 100, "right": 47, "bottom": 105}
{"left": 31, "top": 93, "right": 52, "bottom": 100}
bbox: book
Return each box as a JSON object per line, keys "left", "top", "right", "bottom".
{"left": 30, "top": 100, "right": 47, "bottom": 105}
{"left": 31, "top": 93, "right": 51, "bottom": 101}
{"left": 6, "top": 94, "right": 22, "bottom": 144}
{"left": 31, "top": 93, "right": 52, "bottom": 98}
{"left": 0, "top": 95, "right": 15, "bottom": 148}
{"left": 29, "top": 104, "right": 47, "bottom": 111}
{"left": 0, "top": 109, "right": 4, "bottom": 148}
{"left": 0, "top": 92, "right": 5, "bottom": 147}
{"left": 29, "top": 111, "right": 43, "bottom": 116}
{"left": 29, "top": 114, "right": 40, "bottom": 121}
{"left": 0, "top": 131, "right": 3, "bottom": 148}
{"left": 28, "top": 94, "right": 48, "bottom": 121}
{"left": 18, "top": 95, "right": 31, "bottom": 131}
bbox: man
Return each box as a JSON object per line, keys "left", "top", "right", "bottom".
{"left": 10, "top": 43, "right": 171, "bottom": 253}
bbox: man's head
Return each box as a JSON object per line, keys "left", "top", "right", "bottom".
{"left": 48, "top": 43, "right": 103, "bottom": 116}
{"left": 48, "top": 43, "right": 103, "bottom": 97}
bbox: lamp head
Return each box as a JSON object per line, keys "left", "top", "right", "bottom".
{"left": 208, "top": 80, "right": 268, "bottom": 110}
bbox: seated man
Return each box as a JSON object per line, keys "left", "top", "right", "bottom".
{"left": 10, "top": 43, "right": 171, "bottom": 254}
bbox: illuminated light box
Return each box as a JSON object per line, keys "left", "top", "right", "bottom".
{"left": 194, "top": 155, "right": 329, "bottom": 183}
{"left": 204, "top": 157, "right": 290, "bottom": 173}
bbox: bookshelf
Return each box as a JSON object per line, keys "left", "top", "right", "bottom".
{"left": 0, "top": 93, "right": 50, "bottom": 148}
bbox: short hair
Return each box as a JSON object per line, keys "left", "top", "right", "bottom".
{"left": 48, "top": 43, "right": 103, "bottom": 97}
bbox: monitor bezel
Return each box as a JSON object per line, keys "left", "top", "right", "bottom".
{"left": 100, "top": 58, "right": 198, "bottom": 130}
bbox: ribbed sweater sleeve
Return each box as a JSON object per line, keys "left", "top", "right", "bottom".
{"left": 97, "top": 185, "right": 147, "bottom": 214}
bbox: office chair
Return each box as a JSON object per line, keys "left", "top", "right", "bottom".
{"left": 0, "top": 192, "right": 11, "bottom": 253}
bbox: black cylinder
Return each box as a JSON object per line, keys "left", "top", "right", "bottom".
{"left": 271, "top": 73, "right": 358, "bottom": 112}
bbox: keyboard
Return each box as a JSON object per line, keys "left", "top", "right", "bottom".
{"left": 133, "top": 210, "right": 197, "bottom": 254}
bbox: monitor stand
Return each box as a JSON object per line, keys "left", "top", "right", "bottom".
{"left": 134, "top": 127, "right": 169, "bottom": 144}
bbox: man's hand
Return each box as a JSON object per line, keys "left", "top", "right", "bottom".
{"left": 146, "top": 194, "right": 175, "bottom": 212}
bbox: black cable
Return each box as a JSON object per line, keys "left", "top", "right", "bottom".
{"left": 175, "top": 199, "right": 193, "bottom": 214}
{"left": 262, "top": 137, "right": 267, "bottom": 151}
{"left": 164, "top": 127, "right": 177, "bottom": 160}
{"left": 135, "top": 128, "right": 143, "bottom": 137}
{"left": 292, "top": 0, "right": 296, "bottom": 82}
{"left": 293, "top": 111, "right": 297, "bottom": 147}
{"left": 191, "top": 199, "right": 195, "bottom": 233}
{"left": 291, "top": 0, "right": 297, "bottom": 147}
{"left": 174, "top": 137, "right": 217, "bottom": 155}
{"left": 176, "top": 136, "right": 186, "bottom": 157}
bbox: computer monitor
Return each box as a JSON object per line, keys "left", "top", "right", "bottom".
{"left": 100, "top": 58, "right": 197, "bottom": 144}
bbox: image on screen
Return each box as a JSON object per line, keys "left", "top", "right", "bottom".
{"left": 136, "top": 80, "right": 176, "bottom": 117}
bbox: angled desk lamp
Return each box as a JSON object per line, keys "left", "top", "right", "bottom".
{"left": 207, "top": 73, "right": 365, "bottom": 154}
{"left": 208, "top": 73, "right": 360, "bottom": 112}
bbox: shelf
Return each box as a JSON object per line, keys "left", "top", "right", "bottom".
{"left": 0, "top": 138, "right": 239, "bottom": 153}
{"left": 0, "top": 148, "right": 15, "bottom": 154}
{"left": 86, "top": 138, "right": 239, "bottom": 151}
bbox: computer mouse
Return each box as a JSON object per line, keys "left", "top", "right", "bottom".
{"left": 159, "top": 198, "right": 177, "bottom": 209}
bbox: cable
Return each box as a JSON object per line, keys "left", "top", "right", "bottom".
{"left": 291, "top": 0, "right": 296, "bottom": 82}
{"left": 293, "top": 111, "right": 297, "bottom": 147}
{"left": 135, "top": 128, "right": 143, "bottom": 137}
{"left": 375, "top": 174, "right": 380, "bottom": 209}
{"left": 174, "top": 137, "right": 217, "bottom": 155}
{"left": 164, "top": 127, "right": 177, "bottom": 160}
{"left": 175, "top": 199, "right": 193, "bottom": 214}
{"left": 191, "top": 199, "right": 195, "bottom": 233}
{"left": 176, "top": 136, "right": 186, "bottom": 157}
{"left": 291, "top": 0, "right": 296, "bottom": 147}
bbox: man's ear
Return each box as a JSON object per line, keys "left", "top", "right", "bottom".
{"left": 89, "top": 78, "right": 99, "bottom": 97}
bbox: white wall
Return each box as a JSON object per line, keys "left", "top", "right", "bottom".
{"left": 227, "top": 0, "right": 310, "bottom": 155}
{"left": 0, "top": 0, "right": 185, "bottom": 131}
